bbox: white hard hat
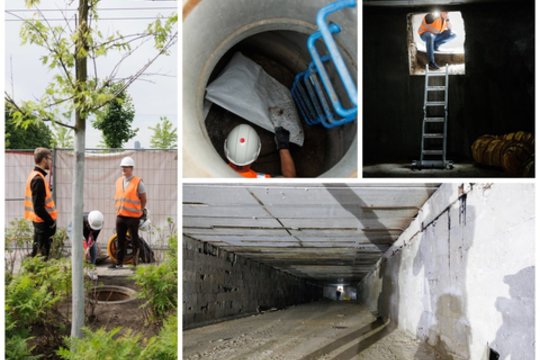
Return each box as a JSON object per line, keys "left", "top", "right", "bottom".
{"left": 120, "top": 156, "right": 135, "bottom": 167}
{"left": 224, "top": 124, "right": 261, "bottom": 166}
{"left": 88, "top": 210, "right": 104, "bottom": 230}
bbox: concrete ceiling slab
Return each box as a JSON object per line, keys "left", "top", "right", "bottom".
{"left": 183, "top": 184, "right": 439, "bottom": 284}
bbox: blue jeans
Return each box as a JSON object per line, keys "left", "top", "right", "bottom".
{"left": 421, "top": 30, "right": 456, "bottom": 65}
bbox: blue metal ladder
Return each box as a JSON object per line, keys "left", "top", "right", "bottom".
{"left": 291, "top": 0, "right": 357, "bottom": 129}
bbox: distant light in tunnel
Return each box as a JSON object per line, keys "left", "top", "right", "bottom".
{"left": 432, "top": 10, "right": 440, "bottom": 18}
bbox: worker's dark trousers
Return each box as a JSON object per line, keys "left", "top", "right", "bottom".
{"left": 31, "top": 221, "right": 56, "bottom": 260}
{"left": 116, "top": 215, "right": 140, "bottom": 265}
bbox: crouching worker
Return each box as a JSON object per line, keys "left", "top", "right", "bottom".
{"left": 225, "top": 124, "right": 296, "bottom": 178}
{"left": 84, "top": 211, "right": 104, "bottom": 267}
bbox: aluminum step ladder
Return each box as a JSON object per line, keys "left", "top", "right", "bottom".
{"left": 291, "top": 0, "right": 357, "bottom": 129}
{"left": 412, "top": 64, "right": 453, "bottom": 169}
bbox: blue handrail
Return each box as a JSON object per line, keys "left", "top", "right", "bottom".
{"left": 315, "top": 0, "right": 358, "bottom": 112}
{"left": 291, "top": 0, "right": 357, "bottom": 128}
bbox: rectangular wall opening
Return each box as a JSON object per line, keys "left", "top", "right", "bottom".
{"left": 408, "top": 11, "right": 466, "bottom": 75}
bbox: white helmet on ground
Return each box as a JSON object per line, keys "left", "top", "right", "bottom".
{"left": 120, "top": 156, "right": 135, "bottom": 167}
{"left": 224, "top": 124, "right": 261, "bottom": 166}
{"left": 88, "top": 210, "right": 104, "bottom": 230}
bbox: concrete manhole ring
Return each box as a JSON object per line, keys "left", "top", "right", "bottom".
{"left": 89, "top": 285, "right": 138, "bottom": 304}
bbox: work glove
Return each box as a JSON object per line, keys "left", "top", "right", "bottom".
{"left": 274, "top": 127, "right": 290, "bottom": 150}
{"left": 141, "top": 208, "right": 148, "bottom": 219}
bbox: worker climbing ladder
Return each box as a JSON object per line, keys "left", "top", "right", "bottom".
{"left": 412, "top": 64, "right": 453, "bottom": 169}
{"left": 291, "top": 0, "right": 357, "bottom": 129}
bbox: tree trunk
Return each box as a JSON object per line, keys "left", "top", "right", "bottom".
{"left": 71, "top": 0, "right": 88, "bottom": 339}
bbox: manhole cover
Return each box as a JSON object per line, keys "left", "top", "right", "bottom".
{"left": 88, "top": 285, "right": 137, "bottom": 304}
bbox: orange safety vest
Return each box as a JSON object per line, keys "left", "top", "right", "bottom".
{"left": 115, "top": 176, "right": 143, "bottom": 217}
{"left": 228, "top": 163, "right": 271, "bottom": 178}
{"left": 418, "top": 16, "right": 448, "bottom": 35}
{"left": 24, "top": 170, "right": 57, "bottom": 222}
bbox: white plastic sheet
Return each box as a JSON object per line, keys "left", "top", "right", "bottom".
{"left": 205, "top": 52, "right": 304, "bottom": 146}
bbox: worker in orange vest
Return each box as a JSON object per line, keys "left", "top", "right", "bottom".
{"left": 224, "top": 124, "right": 296, "bottom": 178}
{"left": 418, "top": 11, "right": 456, "bottom": 70}
{"left": 24, "top": 147, "right": 57, "bottom": 260}
{"left": 110, "top": 156, "right": 147, "bottom": 269}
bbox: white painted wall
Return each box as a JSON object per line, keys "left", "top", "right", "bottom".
{"left": 359, "top": 183, "right": 534, "bottom": 360}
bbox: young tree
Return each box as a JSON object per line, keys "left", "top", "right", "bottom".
{"left": 93, "top": 85, "right": 138, "bottom": 148}
{"left": 5, "top": 0, "right": 177, "bottom": 339}
{"left": 149, "top": 116, "right": 177, "bottom": 149}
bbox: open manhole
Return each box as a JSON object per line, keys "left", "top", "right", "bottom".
{"left": 89, "top": 285, "right": 138, "bottom": 304}
{"left": 183, "top": 0, "right": 358, "bottom": 177}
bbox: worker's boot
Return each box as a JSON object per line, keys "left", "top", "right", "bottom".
{"left": 428, "top": 62, "right": 440, "bottom": 70}
{"left": 133, "top": 249, "right": 140, "bottom": 268}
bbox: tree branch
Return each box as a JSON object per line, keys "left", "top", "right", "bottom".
{"left": 7, "top": 9, "right": 76, "bottom": 88}
{"left": 91, "top": 30, "right": 177, "bottom": 112}
{"left": 5, "top": 91, "right": 76, "bottom": 130}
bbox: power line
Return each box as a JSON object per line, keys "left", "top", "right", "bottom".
{"left": 6, "top": 17, "right": 172, "bottom": 22}
{"left": 6, "top": 7, "right": 177, "bottom": 12}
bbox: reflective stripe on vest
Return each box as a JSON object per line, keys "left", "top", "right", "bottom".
{"left": 115, "top": 176, "right": 143, "bottom": 217}
{"left": 24, "top": 170, "right": 57, "bottom": 222}
{"left": 418, "top": 17, "right": 447, "bottom": 35}
{"left": 237, "top": 168, "right": 271, "bottom": 178}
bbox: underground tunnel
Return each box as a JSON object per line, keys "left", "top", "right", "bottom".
{"left": 362, "top": 0, "right": 534, "bottom": 178}
{"left": 183, "top": 183, "right": 535, "bottom": 359}
{"left": 183, "top": 0, "right": 357, "bottom": 178}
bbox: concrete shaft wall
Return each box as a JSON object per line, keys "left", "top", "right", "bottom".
{"left": 359, "top": 183, "right": 534, "bottom": 360}
{"left": 183, "top": 236, "right": 323, "bottom": 328}
{"left": 363, "top": 1, "right": 534, "bottom": 163}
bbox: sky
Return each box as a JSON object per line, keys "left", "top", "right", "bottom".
{"left": 4, "top": 0, "right": 178, "bottom": 148}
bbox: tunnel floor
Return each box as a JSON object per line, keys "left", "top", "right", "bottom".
{"left": 363, "top": 162, "right": 512, "bottom": 178}
{"left": 183, "top": 301, "right": 442, "bottom": 359}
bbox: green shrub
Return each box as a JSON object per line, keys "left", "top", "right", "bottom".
{"left": 50, "top": 226, "right": 69, "bottom": 259}
{"left": 5, "top": 218, "right": 33, "bottom": 248}
{"left": 6, "top": 257, "right": 72, "bottom": 358}
{"left": 57, "top": 327, "right": 143, "bottom": 360}
{"left": 140, "top": 314, "right": 178, "bottom": 360}
{"left": 5, "top": 219, "right": 34, "bottom": 279}
{"left": 133, "top": 234, "right": 177, "bottom": 321}
{"left": 57, "top": 315, "right": 178, "bottom": 360}
{"left": 5, "top": 333, "right": 40, "bottom": 360}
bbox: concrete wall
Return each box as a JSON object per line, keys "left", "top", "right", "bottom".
{"left": 359, "top": 183, "right": 534, "bottom": 359}
{"left": 183, "top": 235, "right": 323, "bottom": 328}
{"left": 363, "top": 1, "right": 534, "bottom": 163}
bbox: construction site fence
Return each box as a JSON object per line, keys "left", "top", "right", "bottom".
{"left": 5, "top": 149, "right": 177, "bottom": 249}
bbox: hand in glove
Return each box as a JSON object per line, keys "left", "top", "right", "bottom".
{"left": 274, "top": 127, "right": 290, "bottom": 150}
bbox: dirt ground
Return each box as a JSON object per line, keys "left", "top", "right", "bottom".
{"left": 183, "top": 301, "right": 442, "bottom": 360}
{"left": 29, "top": 270, "right": 160, "bottom": 359}
{"left": 85, "top": 274, "right": 160, "bottom": 338}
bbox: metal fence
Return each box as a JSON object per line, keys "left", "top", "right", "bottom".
{"left": 5, "top": 149, "right": 178, "bottom": 249}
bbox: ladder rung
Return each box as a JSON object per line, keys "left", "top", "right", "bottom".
{"left": 423, "top": 150, "right": 443, "bottom": 155}
{"left": 427, "top": 86, "right": 446, "bottom": 91}
{"left": 426, "top": 73, "right": 446, "bottom": 77}
{"left": 423, "top": 133, "right": 444, "bottom": 138}
{"left": 426, "top": 101, "right": 445, "bottom": 106}
{"left": 425, "top": 117, "right": 445, "bottom": 123}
